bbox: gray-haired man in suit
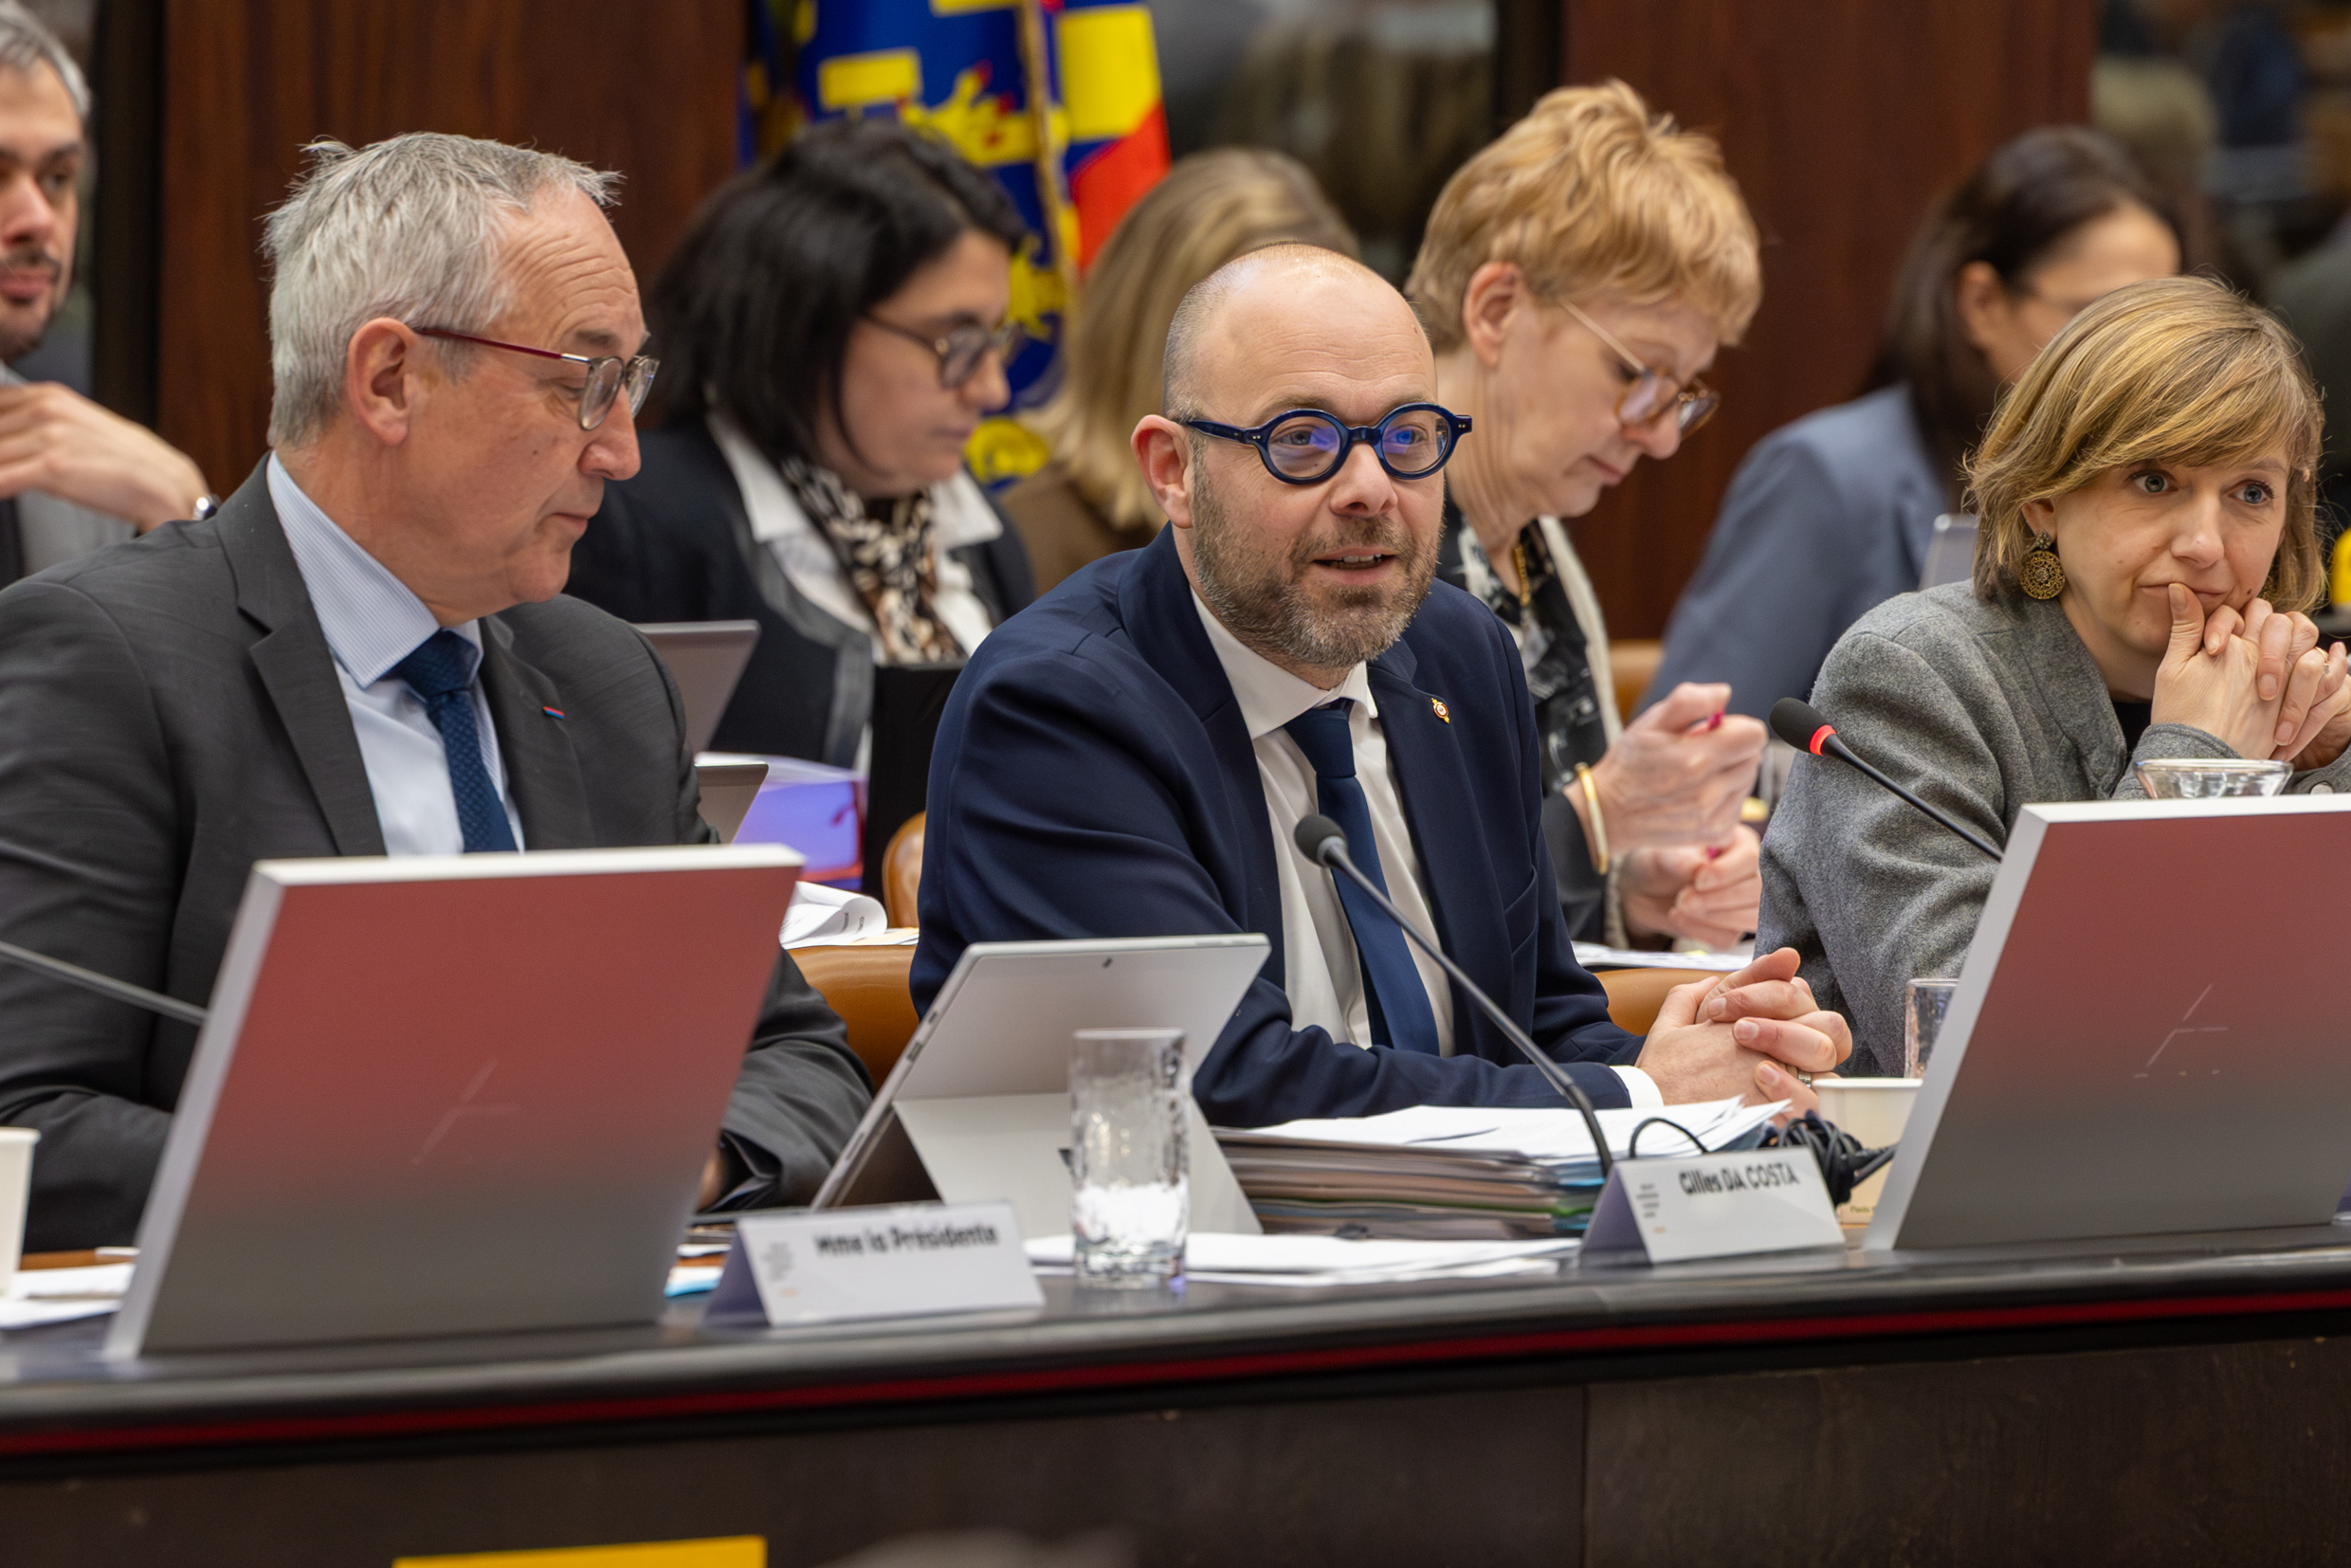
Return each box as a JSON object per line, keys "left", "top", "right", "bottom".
{"left": 0, "top": 132, "right": 870, "bottom": 1249}
{"left": 0, "top": 4, "right": 215, "bottom": 579}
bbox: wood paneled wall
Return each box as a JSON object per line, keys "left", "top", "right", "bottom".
{"left": 1559, "top": 0, "right": 2098, "bottom": 640}
{"left": 148, "top": 2, "right": 743, "bottom": 493}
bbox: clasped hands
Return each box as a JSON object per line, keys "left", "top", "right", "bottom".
{"left": 1570, "top": 682, "right": 1766, "bottom": 946}
{"left": 2157, "top": 584, "right": 2351, "bottom": 771}
{"left": 1632, "top": 946, "right": 1850, "bottom": 1115}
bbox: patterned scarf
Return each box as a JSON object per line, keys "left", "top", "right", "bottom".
{"left": 1446, "top": 506, "right": 1609, "bottom": 796}
{"left": 777, "top": 457, "right": 964, "bottom": 665}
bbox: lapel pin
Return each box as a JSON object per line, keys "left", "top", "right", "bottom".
{"left": 1430, "top": 699, "right": 1450, "bottom": 723}
{"left": 541, "top": 706, "right": 566, "bottom": 720}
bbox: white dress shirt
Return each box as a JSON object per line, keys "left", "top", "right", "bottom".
{"left": 1191, "top": 593, "right": 1657, "bottom": 1103}
{"left": 268, "top": 454, "right": 524, "bottom": 856}
{"left": 710, "top": 413, "right": 1003, "bottom": 662}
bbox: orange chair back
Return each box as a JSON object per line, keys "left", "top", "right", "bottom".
{"left": 883, "top": 811, "right": 925, "bottom": 927}
{"left": 1609, "top": 639, "right": 1662, "bottom": 722}
{"left": 1597, "top": 966, "right": 1718, "bottom": 1035}
{"left": 793, "top": 943, "right": 920, "bottom": 1085}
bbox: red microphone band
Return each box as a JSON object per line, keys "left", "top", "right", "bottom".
{"left": 1808, "top": 724, "right": 1835, "bottom": 757}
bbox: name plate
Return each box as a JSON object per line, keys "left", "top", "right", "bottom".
{"left": 703, "top": 1201, "right": 1044, "bottom": 1327}
{"left": 1582, "top": 1150, "right": 1843, "bottom": 1265}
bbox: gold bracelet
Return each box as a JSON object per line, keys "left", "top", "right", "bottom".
{"left": 1574, "top": 762, "right": 1610, "bottom": 875}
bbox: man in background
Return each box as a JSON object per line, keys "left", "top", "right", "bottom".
{"left": 0, "top": 2, "right": 212, "bottom": 582}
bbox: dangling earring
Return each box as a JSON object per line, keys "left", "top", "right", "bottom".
{"left": 2020, "top": 533, "right": 2067, "bottom": 600}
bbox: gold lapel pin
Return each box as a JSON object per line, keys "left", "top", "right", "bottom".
{"left": 1431, "top": 699, "right": 1450, "bottom": 723}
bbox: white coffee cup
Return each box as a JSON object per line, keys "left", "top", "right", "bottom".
{"left": 1811, "top": 1080, "right": 1918, "bottom": 1226}
{"left": 0, "top": 1127, "right": 37, "bottom": 1276}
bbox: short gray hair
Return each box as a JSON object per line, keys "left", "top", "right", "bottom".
{"left": 0, "top": 4, "right": 88, "bottom": 122}
{"left": 263, "top": 133, "right": 618, "bottom": 448}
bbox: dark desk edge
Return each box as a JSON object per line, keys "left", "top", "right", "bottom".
{"left": 5, "top": 1232, "right": 2351, "bottom": 1461}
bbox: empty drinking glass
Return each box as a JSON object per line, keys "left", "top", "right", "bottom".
{"left": 1904, "top": 978, "right": 1959, "bottom": 1077}
{"left": 1069, "top": 1029, "right": 1188, "bottom": 1289}
{"left": 2132, "top": 758, "right": 2290, "bottom": 798}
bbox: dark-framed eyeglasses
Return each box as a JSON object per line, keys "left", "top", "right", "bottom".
{"left": 1183, "top": 403, "right": 1473, "bottom": 486}
{"left": 866, "top": 314, "right": 1028, "bottom": 390}
{"left": 410, "top": 326, "right": 659, "bottom": 431}
{"left": 1556, "top": 299, "right": 1719, "bottom": 435}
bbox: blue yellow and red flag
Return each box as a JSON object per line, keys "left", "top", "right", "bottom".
{"left": 748, "top": 0, "right": 1171, "bottom": 484}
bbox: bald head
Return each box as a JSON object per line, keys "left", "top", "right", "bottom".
{"left": 1161, "top": 243, "right": 1430, "bottom": 420}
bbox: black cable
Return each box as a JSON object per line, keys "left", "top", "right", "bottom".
{"left": 1761, "top": 1111, "right": 1897, "bottom": 1207}
{"left": 1627, "top": 1117, "right": 1708, "bottom": 1158}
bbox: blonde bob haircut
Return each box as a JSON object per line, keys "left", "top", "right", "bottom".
{"left": 1966, "top": 276, "right": 2324, "bottom": 611}
{"left": 1029, "top": 148, "right": 1356, "bottom": 535}
{"left": 1406, "top": 80, "right": 1760, "bottom": 353}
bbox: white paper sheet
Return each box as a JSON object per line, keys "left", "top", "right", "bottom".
{"left": 1025, "top": 1231, "right": 1579, "bottom": 1287}
{"left": 1573, "top": 942, "right": 1747, "bottom": 973}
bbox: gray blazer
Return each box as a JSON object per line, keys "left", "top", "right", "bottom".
{"left": 1648, "top": 384, "right": 1947, "bottom": 720}
{"left": 1758, "top": 582, "right": 2351, "bottom": 1074}
{"left": 0, "top": 463, "right": 873, "bottom": 1249}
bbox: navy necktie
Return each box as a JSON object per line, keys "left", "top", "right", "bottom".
{"left": 1284, "top": 702, "right": 1441, "bottom": 1054}
{"left": 391, "top": 629, "right": 518, "bottom": 853}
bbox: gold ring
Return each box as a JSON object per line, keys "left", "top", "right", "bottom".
{"left": 1795, "top": 1069, "right": 1814, "bottom": 1086}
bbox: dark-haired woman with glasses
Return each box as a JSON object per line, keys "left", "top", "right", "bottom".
{"left": 563, "top": 118, "right": 1035, "bottom": 879}
{"left": 1405, "top": 82, "right": 1770, "bottom": 950}
{"left": 1649, "top": 127, "right": 2178, "bottom": 726}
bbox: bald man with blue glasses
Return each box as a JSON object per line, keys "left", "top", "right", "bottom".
{"left": 914, "top": 245, "right": 1851, "bottom": 1128}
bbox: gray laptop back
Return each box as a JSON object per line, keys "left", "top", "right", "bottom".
{"left": 637, "top": 621, "right": 760, "bottom": 755}
{"left": 108, "top": 846, "right": 802, "bottom": 1358}
{"left": 1867, "top": 794, "right": 2351, "bottom": 1250}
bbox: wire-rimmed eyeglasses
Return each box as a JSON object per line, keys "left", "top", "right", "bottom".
{"left": 411, "top": 327, "right": 659, "bottom": 431}
{"left": 1183, "top": 403, "right": 1472, "bottom": 485}
{"left": 1556, "top": 299, "right": 1719, "bottom": 435}
{"left": 866, "top": 314, "right": 1029, "bottom": 390}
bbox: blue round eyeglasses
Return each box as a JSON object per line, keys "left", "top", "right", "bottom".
{"left": 1182, "top": 403, "right": 1472, "bottom": 485}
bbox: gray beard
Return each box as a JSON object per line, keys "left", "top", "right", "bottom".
{"left": 1189, "top": 457, "right": 1436, "bottom": 674}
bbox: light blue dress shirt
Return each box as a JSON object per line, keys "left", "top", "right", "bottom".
{"left": 267, "top": 454, "right": 525, "bottom": 855}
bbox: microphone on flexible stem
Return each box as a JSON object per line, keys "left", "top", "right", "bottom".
{"left": 0, "top": 939, "right": 209, "bottom": 1027}
{"left": 1291, "top": 814, "right": 1613, "bottom": 1178}
{"left": 1768, "top": 698, "right": 2003, "bottom": 861}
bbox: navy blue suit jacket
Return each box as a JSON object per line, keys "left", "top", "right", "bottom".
{"left": 912, "top": 527, "right": 1643, "bottom": 1127}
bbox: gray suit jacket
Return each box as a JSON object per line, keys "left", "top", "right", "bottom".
{"left": 1758, "top": 582, "right": 2351, "bottom": 1073}
{"left": 0, "top": 464, "right": 872, "bottom": 1249}
{"left": 1648, "top": 384, "right": 1946, "bottom": 720}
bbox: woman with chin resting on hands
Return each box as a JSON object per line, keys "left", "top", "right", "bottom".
{"left": 1759, "top": 276, "right": 2351, "bottom": 1073}
{"left": 1407, "top": 82, "right": 1768, "bottom": 951}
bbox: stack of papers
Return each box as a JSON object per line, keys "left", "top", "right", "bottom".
{"left": 1216, "top": 1098, "right": 1783, "bottom": 1240}
{"left": 1, "top": 1262, "right": 132, "bottom": 1330}
{"left": 1025, "top": 1231, "right": 1578, "bottom": 1287}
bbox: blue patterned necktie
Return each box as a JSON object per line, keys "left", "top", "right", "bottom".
{"left": 1283, "top": 702, "right": 1441, "bottom": 1054}
{"left": 390, "top": 629, "right": 518, "bottom": 853}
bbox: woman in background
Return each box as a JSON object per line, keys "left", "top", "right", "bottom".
{"left": 563, "top": 118, "right": 1035, "bottom": 884}
{"left": 1759, "top": 279, "right": 2351, "bottom": 1071}
{"left": 1649, "top": 126, "right": 2180, "bottom": 720}
{"left": 1002, "top": 147, "right": 1355, "bottom": 593}
{"left": 1408, "top": 82, "right": 1768, "bottom": 951}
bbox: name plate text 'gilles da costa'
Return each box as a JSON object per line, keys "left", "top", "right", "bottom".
{"left": 704, "top": 1201, "right": 1044, "bottom": 1327}
{"left": 1582, "top": 1149, "right": 1843, "bottom": 1265}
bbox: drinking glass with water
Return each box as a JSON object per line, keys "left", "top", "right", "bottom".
{"left": 1069, "top": 1028, "right": 1188, "bottom": 1288}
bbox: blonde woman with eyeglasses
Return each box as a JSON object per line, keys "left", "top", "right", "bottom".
{"left": 1407, "top": 81, "right": 1768, "bottom": 951}
{"left": 1759, "top": 277, "right": 2351, "bottom": 1072}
